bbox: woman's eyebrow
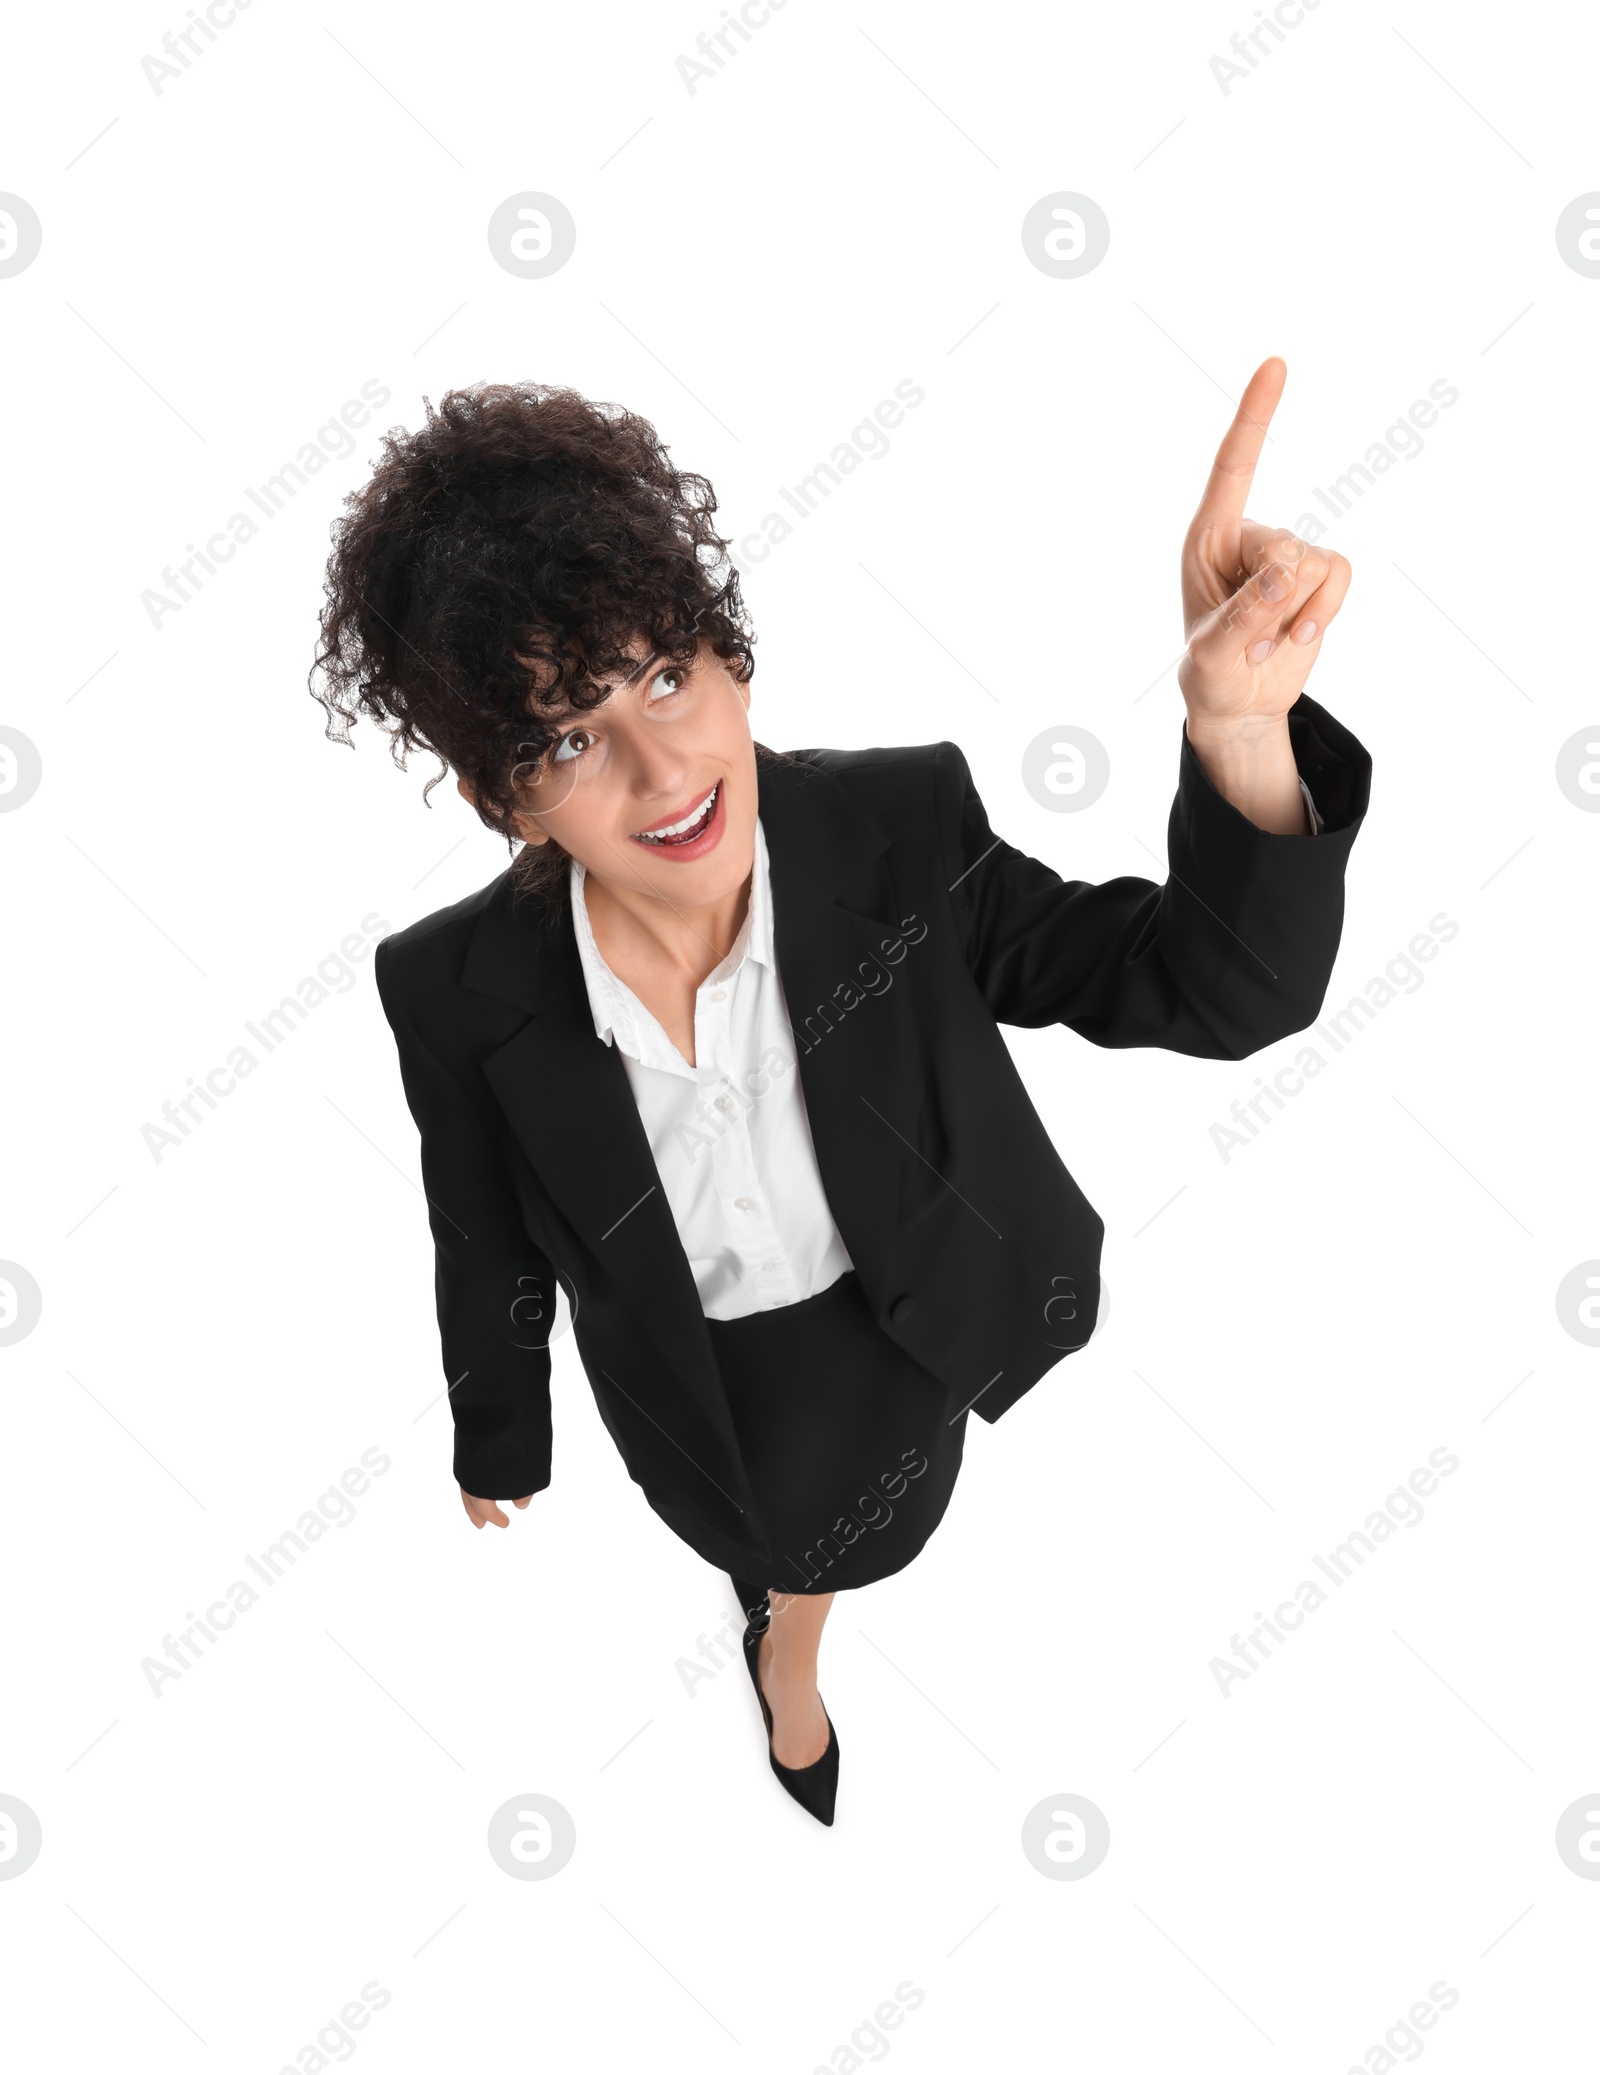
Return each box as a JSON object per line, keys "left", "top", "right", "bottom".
{"left": 617, "top": 648, "right": 666, "bottom": 689}
{"left": 533, "top": 652, "right": 667, "bottom": 733}
{"left": 565, "top": 651, "right": 666, "bottom": 709}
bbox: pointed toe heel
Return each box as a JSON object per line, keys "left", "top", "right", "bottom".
{"left": 740, "top": 1618, "right": 839, "bottom": 1826}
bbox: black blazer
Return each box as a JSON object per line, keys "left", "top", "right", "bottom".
{"left": 374, "top": 692, "right": 1371, "bottom": 1561}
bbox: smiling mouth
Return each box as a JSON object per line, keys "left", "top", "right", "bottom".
{"left": 631, "top": 782, "right": 719, "bottom": 846}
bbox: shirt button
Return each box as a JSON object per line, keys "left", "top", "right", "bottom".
{"left": 714, "top": 1094, "right": 732, "bottom": 1112}
{"left": 733, "top": 1195, "right": 757, "bottom": 1212}
{"left": 761, "top": 1259, "right": 782, "bottom": 1272}
{"left": 707, "top": 988, "right": 727, "bottom": 1003}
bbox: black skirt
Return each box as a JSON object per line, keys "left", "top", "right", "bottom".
{"left": 691, "top": 1268, "right": 968, "bottom": 1599}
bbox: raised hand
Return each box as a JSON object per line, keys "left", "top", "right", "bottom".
{"left": 1178, "top": 355, "right": 1352, "bottom": 731}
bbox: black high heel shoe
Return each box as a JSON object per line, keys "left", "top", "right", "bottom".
{"left": 739, "top": 1612, "right": 839, "bottom": 1826}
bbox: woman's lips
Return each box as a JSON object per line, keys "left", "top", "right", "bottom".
{"left": 627, "top": 779, "right": 726, "bottom": 861}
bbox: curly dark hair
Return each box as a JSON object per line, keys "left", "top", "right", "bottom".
{"left": 307, "top": 380, "right": 777, "bottom": 913}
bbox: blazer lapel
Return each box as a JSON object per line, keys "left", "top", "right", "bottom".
{"left": 758, "top": 753, "right": 923, "bottom": 1292}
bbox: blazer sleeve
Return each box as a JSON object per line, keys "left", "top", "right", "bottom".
{"left": 933, "top": 691, "right": 1372, "bottom": 1059}
{"left": 374, "top": 937, "right": 556, "bottom": 1501}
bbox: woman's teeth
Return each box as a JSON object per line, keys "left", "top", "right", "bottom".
{"left": 635, "top": 783, "right": 717, "bottom": 844}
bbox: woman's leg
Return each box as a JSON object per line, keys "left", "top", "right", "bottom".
{"left": 757, "top": 1587, "right": 834, "bottom": 1767}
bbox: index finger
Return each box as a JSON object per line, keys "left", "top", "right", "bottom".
{"left": 1193, "top": 356, "right": 1286, "bottom": 529}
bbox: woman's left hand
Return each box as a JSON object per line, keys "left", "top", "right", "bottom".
{"left": 1176, "top": 356, "right": 1352, "bottom": 730}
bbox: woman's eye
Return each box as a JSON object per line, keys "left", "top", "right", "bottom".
{"left": 648, "top": 664, "right": 689, "bottom": 701}
{"left": 551, "top": 729, "right": 594, "bottom": 765}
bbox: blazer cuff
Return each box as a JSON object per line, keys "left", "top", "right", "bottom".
{"left": 1177, "top": 690, "right": 1371, "bottom": 857}
{"left": 1161, "top": 690, "right": 1372, "bottom": 1047}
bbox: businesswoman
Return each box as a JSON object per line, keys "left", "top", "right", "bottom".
{"left": 309, "top": 360, "right": 1370, "bottom": 1825}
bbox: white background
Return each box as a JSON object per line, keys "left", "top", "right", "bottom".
{"left": 3, "top": 1, "right": 1597, "bottom": 2068}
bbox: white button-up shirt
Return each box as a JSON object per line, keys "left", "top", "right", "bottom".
{"left": 569, "top": 818, "right": 855, "bottom": 1321}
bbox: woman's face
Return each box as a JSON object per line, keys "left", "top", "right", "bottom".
{"left": 476, "top": 636, "right": 759, "bottom": 909}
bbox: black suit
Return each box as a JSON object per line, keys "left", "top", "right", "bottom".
{"left": 374, "top": 692, "right": 1371, "bottom": 1563}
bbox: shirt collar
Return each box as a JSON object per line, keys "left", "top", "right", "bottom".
{"left": 568, "top": 813, "right": 774, "bottom": 1050}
